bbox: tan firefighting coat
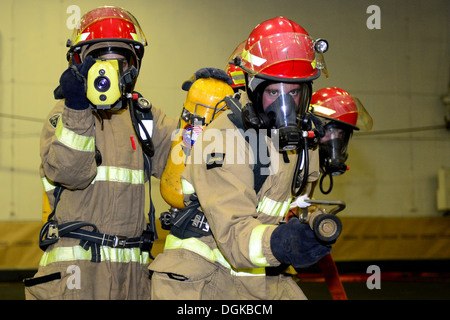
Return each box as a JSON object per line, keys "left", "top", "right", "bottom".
{"left": 149, "top": 108, "right": 320, "bottom": 300}
{"left": 25, "top": 99, "right": 176, "bottom": 300}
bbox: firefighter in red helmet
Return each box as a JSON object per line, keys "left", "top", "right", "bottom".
{"left": 287, "top": 87, "right": 373, "bottom": 300}
{"left": 25, "top": 6, "right": 176, "bottom": 300}
{"left": 224, "top": 40, "right": 247, "bottom": 92}
{"left": 66, "top": 6, "right": 146, "bottom": 68}
{"left": 310, "top": 87, "right": 373, "bottom": 194}
{"left": 149, "top": 16, "right": 331, "bottom": 300}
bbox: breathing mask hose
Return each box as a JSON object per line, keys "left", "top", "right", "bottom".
{"left": 319, "top": 172, "right": 333, "bottom": 194}
{"left": 291, "top": 136, "right": 309, "bottom": 197}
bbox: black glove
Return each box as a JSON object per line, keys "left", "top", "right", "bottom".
{"left": 270, "top": 218, "right": 331, "bottom": 268}
{"left": 59, "top": 56, "right": 96, "bottom": 110}
{"left": 182, "top": 67, "right": 233, "bottom": 91}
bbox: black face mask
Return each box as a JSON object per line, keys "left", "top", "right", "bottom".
{"left": 318, "top": 122, "right": 353, "bottom": 194}
{"left": 264, "top": 93, "right": 302, "bottom": 151}
{"left": 255, "top": 81, "right": 312, "bottom": 151}
{"left": 242, "top": 80, "right": 314, "bottom": 196}
{"left": 319, "top": 123, "right": 352, "bottom": 174}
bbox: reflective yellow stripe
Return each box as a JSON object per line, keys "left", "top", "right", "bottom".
{"left": 257, "top": 196, "right": 291, "bottom": 217}
{"left": 242, "top": 48, "right": 266, "bottom": 67}
{"left": 165, "top": 234, "right": 265, "bottom": 276}
{"left": 39, "top": 245, "right": 149, "bottom": 266}
{"left": 230, "top": 70, "right": 246, "bottom": 85}
{"left": 182, "top": 181, "right": 290, "bottom": 218}
{"left": 42, "top": 177, "right": 56, "bottom": 192}
{"left": 214, "top": 248, "right": 265, "bottom": 277}
{"left": 55, "top": 117, "right": 95, "bottom": 152}
{"left": 42, "top": 167, "right": 144, "bottom": 188}
{"left": 165, "top": 234, "right": 215, "bottom": 261}
{"left": 181, "top": 179, "right": 195, "bottom": 194}
{"left": 249, "top": 225, "right": 270, "bottom": 267}
{"left": 92, "top": 166, "right": 145, "bottom": 185}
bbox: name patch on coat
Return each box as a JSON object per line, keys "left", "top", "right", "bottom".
{"left": 206, "top": 153, "right": 225, "bottom": 170}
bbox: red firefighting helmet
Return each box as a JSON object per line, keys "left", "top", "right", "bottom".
{"left": 310, "top": 87, "right": 373, "bottom": 131}
{"left": 224, "top": 41, "right": 246, "bottom": 90}
{"left": 66, "top": 6, "right": 147, "bottom": 69}
{"left": 240, "top": 16, "right": 321, "bottom": 82}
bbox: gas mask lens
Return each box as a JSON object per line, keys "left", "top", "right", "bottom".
{"left": 262, "top": 82, "right": 308, "bottom": 151}
{"left": 319, "top": 123, "right": 351, "bottom": 176}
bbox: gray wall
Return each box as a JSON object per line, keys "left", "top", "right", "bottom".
{"left": 0, "top": 0, "right": 448, "bottom": 221}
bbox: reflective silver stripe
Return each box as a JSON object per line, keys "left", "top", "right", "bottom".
{"left": 42, "top": 167, "right": 144, "bottom": 190}
{"left": 165, "top": 235, "right": 265, "bottom": 276}
{"left": 310, "top": 104, "right": 336, "bottom": 116}
{"left": 257, "top": 196, "right": 291, "bottom": 217}
{"left": 42, "top": 177, "right": 56, "bottom": 192}
{"left": 55, "top": 117, "right": 95, "bottom": 152}
{"left": 39, "top": 245, "right": 149, "bottom": 266}
{"left": 92, "top": 166, "right": 145, "bottom": 185}
{"left": 181, "top": 178, "right": 195, "bottom": 194}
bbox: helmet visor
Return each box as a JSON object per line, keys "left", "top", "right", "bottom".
{"left": 225, "top": 40, "right": 246, "bottom": 88}
{"left": 311, "top": 95, "right": 373, "bottom": 131}
{"left": 353, "top": 98, "right": 373, "bottom": 131}
{"left": 69, "top": 6, "right": 147, "bottom": 49}
{"left": 241, "top": 33, "right": 315, "bottom": 77}
{"left": 84, "top": 43, "right": 138, "bottom": 70}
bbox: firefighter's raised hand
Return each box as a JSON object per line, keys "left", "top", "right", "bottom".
{"left": 59, "top": 56, "right": 96, "bottom": 110}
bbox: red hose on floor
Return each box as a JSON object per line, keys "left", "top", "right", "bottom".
{"left": 317, "top": 254, "right": 348, "bottom": 300}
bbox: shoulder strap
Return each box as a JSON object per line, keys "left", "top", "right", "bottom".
{"left": 166, "top": 97, "right": 271, "bottom": 240}
{"left": 225, "top": 96, "right": 270, "bottom": 194}
{"left": 143, "top": 152, "right": 157, "bottom": 242}
{"left": 129, "top": 92, "right": 155, "bottom": 157}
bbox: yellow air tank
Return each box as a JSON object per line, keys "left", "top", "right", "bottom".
{"left": 160, "top": 77, "right": 234, "bottom": 209}
{"left": 42, "top": 190, "right": 52, "bottom": 223}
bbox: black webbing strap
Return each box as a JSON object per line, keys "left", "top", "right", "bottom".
{"left": 23, "top": 272, "right": 61, "bottom": 287}
{"left": 225, "top": 96, "right": 270, "bottom": 194}
{"left": 39, "top": 220, "right": 153, "bottom": 262}
{"left": 143, "top": 152, "right": 157, "bottom": 243}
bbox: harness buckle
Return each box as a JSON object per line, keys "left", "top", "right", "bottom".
{"left": 113, "top": 235, "right": 127, "bottom": 248}
{"left": 139, "top": 230, "right": 154, "bottom": 252}
{"left": 47, "top": 221, "right": 59, "bottom": 240}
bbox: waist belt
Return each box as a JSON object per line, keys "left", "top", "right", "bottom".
{"left": 39, "top": 220, "right": 154, "bottom": 263}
